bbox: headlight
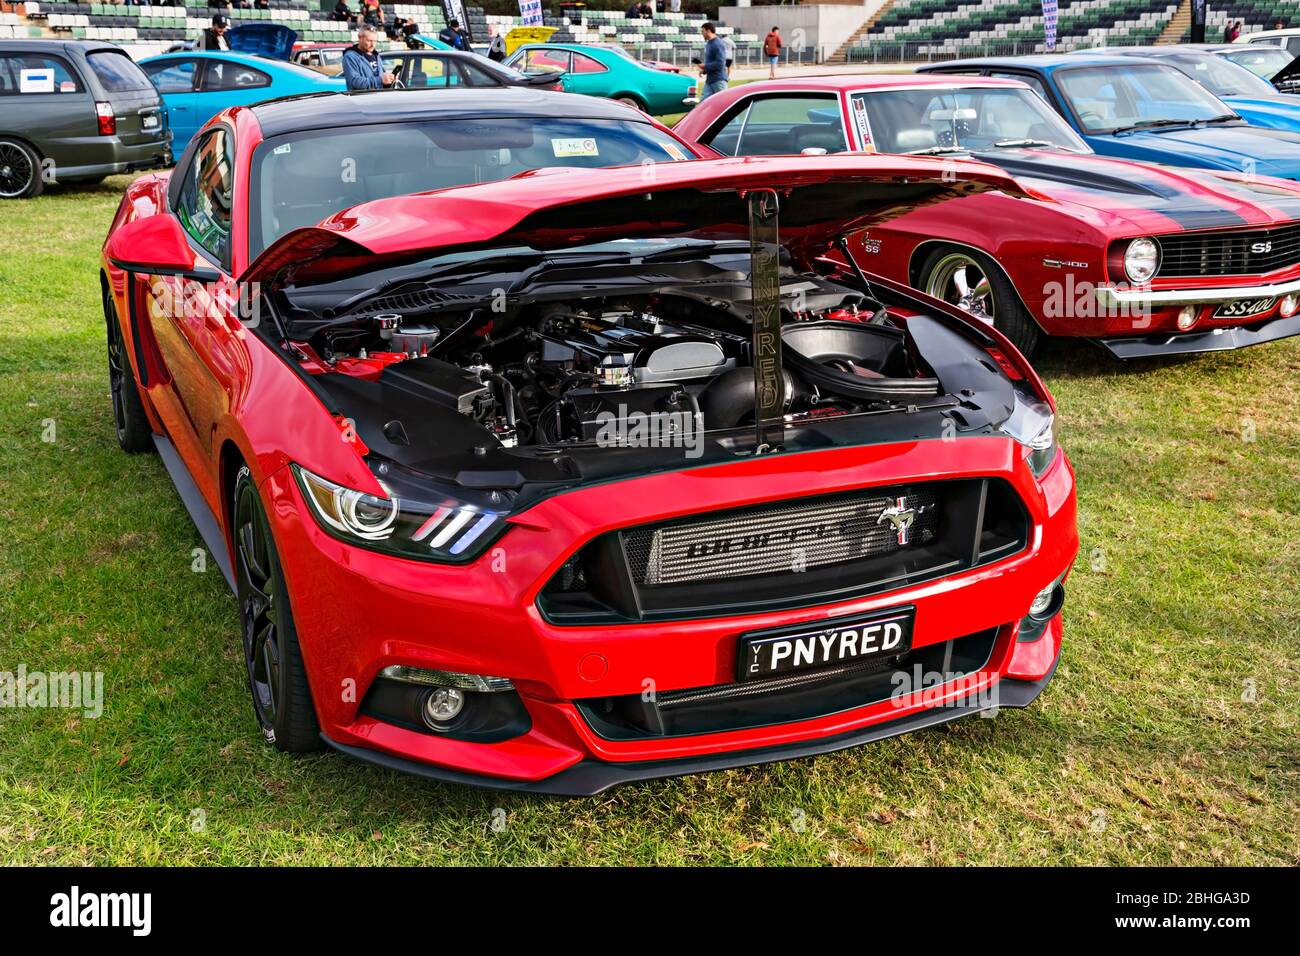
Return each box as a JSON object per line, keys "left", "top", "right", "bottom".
{"left": 292, "top": 461, "right": 510, "bottom": 563}
{"left": 999, "top": 385, "right": 1059, "bottom": 478}
{"left": 1123, "top": 237, "right": 1160, "bottom": 283}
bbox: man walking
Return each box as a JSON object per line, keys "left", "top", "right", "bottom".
{"left": 342, "top": 24, "right": 395, "bottom": 91}
{"left": 698, "top": 21, "right": 727, "bottom": 101}
{"left": 763, "top": 25, "right": 781, "bottom": 79}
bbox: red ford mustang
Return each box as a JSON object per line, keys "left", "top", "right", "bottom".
{"left": 101, "top": 89, "right": 1078, "bottom": 794}
{"left": 674, "top": 74, "right": 1300, "bottom": 359}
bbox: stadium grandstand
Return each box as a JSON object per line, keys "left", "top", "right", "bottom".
{"left": 0, "top": 0, "right": 1295, "bottom": 65}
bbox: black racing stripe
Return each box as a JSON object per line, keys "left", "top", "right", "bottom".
{"left": 975, "top": 151, "right": 1251, "bottom": 229}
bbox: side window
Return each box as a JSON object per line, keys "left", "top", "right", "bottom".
{"left": 706, "top": 103, "right": 750, "bottom": 156}
{"left": 990, "top": 71, "right": 1050, "bottom": 102}
{"left": 460, "top": 63, "right": 502, "bottom": 87}
{"left": 1289, "top": 38, "right": 1300, "bottom": 57}
{"left": 176, "top": 128, "right": 235, "bottom": 268}
{"left": 571, "top": 53, "right": 608, "bottom": 75}
{"left": 525, "top": 48, "right": 570, "bottom": 73}
{"left": 0, "top": 53, "right": 83, "bottom": 95}
{"left": 202, "top": 60, "right": 270, "bottom": 93}
{"left": 713, "top": 95, "right": 845, "bottom": 156}
{"left": 143, "top": 59, "right": 199, "bottom": 94}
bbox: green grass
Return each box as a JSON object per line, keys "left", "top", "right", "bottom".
{"left": 1, "top": 177, "right": 1297, "bottom": 866}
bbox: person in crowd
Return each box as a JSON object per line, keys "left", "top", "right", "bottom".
{"left": 333, "top": 0, "right": 357, "bottom": 24}
{"left": 1230, "top": 20, "right": 1243, "bottom": 41}
{"left": 670, "top": 0, "right": 680, "bottom": 12}
{"left": 342, "top": 23, "right": 395, "bottom": 90}
{"left": 720, "top": 29, "right": 735, "bottom": 70}
{"left": 401, "top": 19, "right": 422, "bottom": 48}
{"left": 638, "top": 2, "right": 652, "bottom": 17}
{"left": 763, "top": 25, "right": 781, "bottom": 79}
{"left": 361, "top": 0, "right": 384, "bottom": 29}
{"left": 202, "top": 13, "right": 231, "bottom": 50}
{"left": 1273, "top": 18, "right": 1286, "bottom": 30}
{"left": 487, "top": 26, "right": 507, "bottom": 61}
{"left": 254, "top": 0, "right": 269, "bottom": 9}
{"left": 698, "top": 21, "right": 727, "bottom": 101}
{"left": 438, "top": 18, "right": 469, "bottom": 50}
{"left": 625, "top": 2, "right": 639, "bottom": 18}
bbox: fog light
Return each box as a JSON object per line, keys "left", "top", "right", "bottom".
{"left": 1029, "top": 584, "right": 1055, "bottom": 617}
{"left": 422, "top": 687, "right": 465, "bottom": 727}
{"left": 1177, "top": 306, "right": 1197, "bottom": 330}
{"left": 1280, "top": 294, "right": 1299, "bottom": 318}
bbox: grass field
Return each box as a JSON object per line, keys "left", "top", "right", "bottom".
{"left": 1, "top": 176, "right": 1297, "bottom": 866}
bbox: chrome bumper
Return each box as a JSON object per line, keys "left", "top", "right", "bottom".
{"left": 1096, "top": 276, "right": 1300, "bottom": 307}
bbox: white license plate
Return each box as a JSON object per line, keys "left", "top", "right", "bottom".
{"left": 141, "top": 113, "right": 160, "bottom": 130}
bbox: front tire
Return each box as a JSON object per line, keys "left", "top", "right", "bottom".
{"left": 920, "top": 246, "right": 1041, "bottom": 357}
{"left": 104, "top": 288, "right": 155, "bottom": 454}
{"left": 233, "top": 465, "right": 322, "bottom": 753}
{"left": 0, "top": 138, "right": 43, "bottom": 199}
{"left": 615, "top": 95, "right": 646, "bottom": 111}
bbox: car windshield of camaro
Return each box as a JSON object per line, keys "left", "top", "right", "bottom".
{"left": 1055, "top": 64, "right": 1235, "bottom": 132}
{"left": 851, "top": 88, "right": 1088, "bottom": 153}
{"left": 1224, "top": 46, "right": 1293, "bottom": 79}
{"left": 251, "top": 118, "right": 691, "bottom": 255}
{"left": 1168, "top": 54, "right": 1275, "bottom": 97}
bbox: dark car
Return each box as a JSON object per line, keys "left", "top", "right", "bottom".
{"left": 0, "top": 40, "right": 172, "bottom": 199}
{"left": 382, "top": 49, "right": 562, "bottom": 91}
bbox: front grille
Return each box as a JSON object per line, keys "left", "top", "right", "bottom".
{"left": 539, "top": 479, "right": 1029, "bottom": 624}
{"left": 576, "top": 626, "right": 1000, "bottom": 740}
{"left": 1155, "top": 222, "right": 1300, "bottom": 278}
{"left": 623, "top": 488, "right": 940, "bottom": 587}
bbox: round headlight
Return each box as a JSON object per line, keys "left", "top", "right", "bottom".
{"left": 1124, "top": 237, "right": 1160, "bottom": 284}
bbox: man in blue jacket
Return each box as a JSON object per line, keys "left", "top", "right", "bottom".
{"left": 698, "top": 21, "right": 728, "bottom": 101}
{"left": 438, "top": 18, "right": 469, "bottom": 50}
{"left": 342, "top": 24, "right": 395, "bottom": 90}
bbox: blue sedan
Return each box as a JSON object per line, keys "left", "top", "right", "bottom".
{"left": 141, "top": 51, "right": 343, "bottom": 154}
{"left": 1068, "top": 46, "right": 1300, "bottom": 132}
{"left": 920, "top": 55, "right": 1300, "bottom": 180}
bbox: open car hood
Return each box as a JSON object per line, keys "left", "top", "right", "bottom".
{"left": 241, "top": 155, "right": 1031, "bottom": 288}
{"left": 228, "top": 23, "right": 299, "bottom": 61}
{"left": 1270, "top": 51, "right": 1300, "bottom": 86}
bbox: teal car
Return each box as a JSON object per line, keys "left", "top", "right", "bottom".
{"left": 504, "top": 43, "right": 695, "bottom": 115}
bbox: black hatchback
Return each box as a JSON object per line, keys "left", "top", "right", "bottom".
{"left": 0, "top": 40, "right": 172, "bottom": 199}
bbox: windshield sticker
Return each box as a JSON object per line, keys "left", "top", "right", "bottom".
{"left": 851, "top": 97, "right": 874, "bottom": 152}
{"left": 551, "top": 137, "right": 599, "bottom": 158}
{"left": 60, "top": 81, "right": 76, "bottom": 93}
{"left": 273, "top": 143, "right": 292, "bottom": 155}
{"left": 661, "top": 141, "right": 688, "bottom": 161}
{"left": 20, "top": 69, "right": 55, "bottom": 94}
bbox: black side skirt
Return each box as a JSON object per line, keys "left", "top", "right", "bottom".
{"left": 154, "top": 433, "right": 236, "bottom": 592}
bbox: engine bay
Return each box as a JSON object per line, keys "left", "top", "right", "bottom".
{"left": 278, "top": 263, "right": 944, "bottom": 454}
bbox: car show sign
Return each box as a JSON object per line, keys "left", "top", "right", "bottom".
{"left": 517, "top": 0, "right": 544, "bottom": 27}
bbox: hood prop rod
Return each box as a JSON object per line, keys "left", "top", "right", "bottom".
{"left": 749, "top": 189, "right": 785, "bottom": 454}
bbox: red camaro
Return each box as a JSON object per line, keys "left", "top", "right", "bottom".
{"left": 101, "top": 89, "right": 1077, "bottom": 794}
{"left": 675, "top": 74, "right": 1300, "bottom": 358}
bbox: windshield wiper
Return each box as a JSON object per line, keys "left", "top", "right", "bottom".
{"left": 1110, "top": 118, "right": 1194, "bottom": 134}
{"left": 991, "top": 139, "right": 1058, "bottom": 148}
{"left": 1205, "top": 113, "right": 1245, "bottom": 124}
{"left": 906, "top": 145, "right": 969, "bottom": 155}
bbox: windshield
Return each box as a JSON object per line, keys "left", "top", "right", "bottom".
{"left": 250, "top": 117, "right": 694, "bottom": 256}
{"left": 1166, "top": 53, "right": 1276, "bottom": 96}
{"left": 1056, "top": 63, "right": 1235, "bottom": 132}
{"left": 851, "top": 87, "right": 1089, "bottom": 154}
{"left": 1222, "top": 46, "right": 1294, "bottom": 79}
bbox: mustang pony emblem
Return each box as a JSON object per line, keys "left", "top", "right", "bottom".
{"left": 877, "top": 496, "right": 919, "bottom": 545}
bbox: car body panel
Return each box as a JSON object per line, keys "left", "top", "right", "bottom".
{"left": 674, "top": 74, "right": 1300, "bottom": 344}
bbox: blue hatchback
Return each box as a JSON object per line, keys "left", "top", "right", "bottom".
{"left": 141, "top": 25, "right": 343, "bottom": 154}
{"left": 920, "top": 55, "right": 1300, "bottom": 180}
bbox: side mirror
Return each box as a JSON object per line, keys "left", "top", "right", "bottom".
{"left": 106, "top": 213, "right": 220, "bottom": 280}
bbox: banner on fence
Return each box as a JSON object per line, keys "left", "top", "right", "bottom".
{"left": 1042, "top": 0, "right": 1058, "bottom": 51}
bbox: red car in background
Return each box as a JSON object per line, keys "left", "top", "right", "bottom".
{"left": 676, "top": 74, "right": 1300, "bottom": 359}
{"left": 100, "top": 88, "right": 1076, "bottom": 794}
